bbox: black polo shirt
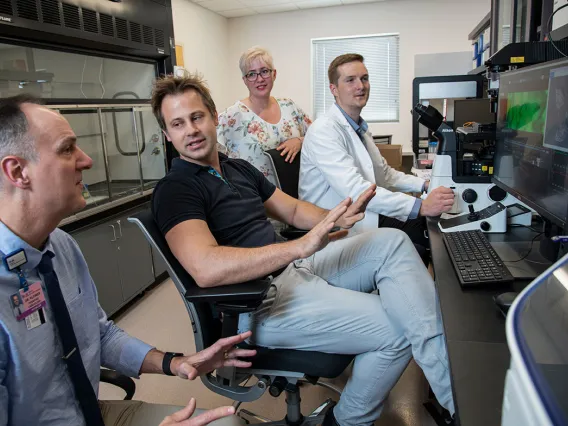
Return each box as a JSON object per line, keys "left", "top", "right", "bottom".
{"left": 152, "top": 153, "right": 281, "bottom": 248}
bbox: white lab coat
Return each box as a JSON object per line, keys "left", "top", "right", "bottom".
{"left": 299, "top": 104, "right": 425, "bottom": 235}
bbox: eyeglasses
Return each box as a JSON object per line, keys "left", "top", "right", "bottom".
{"left": 244, "top": 68, "right": 273, "bottom": 82}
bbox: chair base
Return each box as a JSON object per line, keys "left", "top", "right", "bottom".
{"left": 238, "top": 398, "right": 335, "bottom": 425}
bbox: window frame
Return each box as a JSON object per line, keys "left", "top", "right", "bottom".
{"left": 311, "top": 33, "right": 401, "bottom": 124}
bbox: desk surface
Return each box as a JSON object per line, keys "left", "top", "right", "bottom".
{"left": 427, "top": 219, "right": 549, "bottom": 426}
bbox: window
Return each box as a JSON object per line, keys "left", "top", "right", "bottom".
{"left": 312, "top": 34, "right": 400, "bottom": 122}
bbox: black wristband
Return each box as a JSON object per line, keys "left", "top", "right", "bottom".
{"left": 162, "top": 352, "right": 184, "bottom": 376}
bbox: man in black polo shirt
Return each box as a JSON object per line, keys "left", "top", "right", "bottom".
{"left": 151, "top": 75, "right": 454, "bottom": 426}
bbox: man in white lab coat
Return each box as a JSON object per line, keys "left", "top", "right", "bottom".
{"left": 299, "top": 53, "right": 454, "bottom": 259}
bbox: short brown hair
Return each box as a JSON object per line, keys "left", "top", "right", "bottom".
{"left": 151, "top": 73, "right": 217, "bottom": 130}
{"left": 328, "top": 53, "right": 364, "bottom": 86}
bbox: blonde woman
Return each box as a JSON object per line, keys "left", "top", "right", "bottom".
{"left": 217, "top": 47, "right": 312, "bottom": 182}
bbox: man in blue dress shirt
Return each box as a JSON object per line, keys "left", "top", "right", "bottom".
{"left": 0, "top": 95, "right": 252, "bottom": 426}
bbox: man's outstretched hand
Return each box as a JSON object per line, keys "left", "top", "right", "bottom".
{"left": 335, "top": 185, "right": 377, "bottom": 229}
{"left": 171, "top": 331, "right": 256, "bottom": 380}
{"left": 159, "top": 398, "right": 235, "bottom": 426}
{"left": 295, "top": 200, "right": 350, "bottom": 259}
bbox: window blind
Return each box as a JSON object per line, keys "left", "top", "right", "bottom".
{"left": 312, "top": 34, "right": 400, "bottom": 122}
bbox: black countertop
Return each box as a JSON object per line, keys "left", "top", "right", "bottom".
{"left": 427, "top": 219, "right": 551, "bottom": 426}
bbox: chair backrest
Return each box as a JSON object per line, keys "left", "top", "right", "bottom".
{"left": 264, "top": 148, "right": 301, "bottom": 199}
{"left": 127, "top": 210, "right": 221, "bottom": 350}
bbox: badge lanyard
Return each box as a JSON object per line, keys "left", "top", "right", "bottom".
{"left": 3, "top": 249, "right": 29, "bottom": 290}
{"left": 3, "top": 249, "right": 47, "bottom": 329}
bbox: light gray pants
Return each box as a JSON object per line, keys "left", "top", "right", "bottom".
{"left": 238, "top": 228, "right": 454, "bottom": 426}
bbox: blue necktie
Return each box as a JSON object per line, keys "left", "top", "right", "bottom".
{"left": 38, "top": 252, "right": 105, "bottom": 426}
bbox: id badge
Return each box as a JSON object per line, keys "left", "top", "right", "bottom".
{"left": 24, "top": 308, "right": 45, "bottom": 330}
{"left": 10, "top": 282, "right": 47, "bottom": 322}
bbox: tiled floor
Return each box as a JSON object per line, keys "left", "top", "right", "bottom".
{"left": 99, "top": 279, "right": 438, "bottom": 426}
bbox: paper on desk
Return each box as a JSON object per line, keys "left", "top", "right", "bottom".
{"left": 411, "top": 167, "right": 432, "bottom": 180}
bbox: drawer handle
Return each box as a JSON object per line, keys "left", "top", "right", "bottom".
{"left": 109, "top": 224, "right": 117, "bottom": 242}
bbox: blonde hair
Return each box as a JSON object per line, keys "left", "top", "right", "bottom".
{"left": 239, "top": 46, "right": 275, "bottom": 76}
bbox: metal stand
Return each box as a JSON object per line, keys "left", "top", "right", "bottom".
{"left": 236, "top": 380, "right": 338, "bottom": 425}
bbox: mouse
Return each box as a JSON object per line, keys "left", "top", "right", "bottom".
{"left": 493, "top": 292, "right": 519, "bottom": 316}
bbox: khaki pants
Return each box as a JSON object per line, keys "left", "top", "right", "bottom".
{"left": 99, "top": 400, "right": 244, "bottom": 426}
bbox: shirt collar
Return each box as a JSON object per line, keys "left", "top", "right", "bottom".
{"left": 171, "top": 152, "right": 229, "bottom": 175}
{"left": 0, "top": 221, "right": 54, "bottom": 272}
{"left": 335, "top": 103, "right": 368, "bottom": 137}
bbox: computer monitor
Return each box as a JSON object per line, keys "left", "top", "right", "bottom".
{"left": 493, "top": 58, "right": 568, "bottom": 232}
{"left": 453, "top": 98, "right": 496, "bottom": 130}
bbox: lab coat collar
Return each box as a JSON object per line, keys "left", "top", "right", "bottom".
{"left": 334, "top": 103, "right": 368, "bottom": 136}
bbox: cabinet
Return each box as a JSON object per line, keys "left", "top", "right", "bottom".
{"left": 72, "top": 223, "right": 123, "bottom": 315}
{"left": 151, "top": 246, "right": 168, "bottom": 278}
{"left": 71, "top": 204, "right": 155, "bottom": 315}
{"left": 115, "top": 209, "right": 155, "bottom": 303}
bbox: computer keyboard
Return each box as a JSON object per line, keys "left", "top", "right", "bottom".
{"left": 442, "top": 230, "right": 515, "bottom": 287}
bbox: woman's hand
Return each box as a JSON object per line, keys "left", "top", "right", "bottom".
{"left": 276, "top": 137, "right": 303, "bottom": 163}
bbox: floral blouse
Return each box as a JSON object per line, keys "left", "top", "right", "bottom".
{"left": 217, "top": 98, "right": 312, "bottom": 183}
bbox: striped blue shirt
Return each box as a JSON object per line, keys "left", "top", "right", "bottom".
{"left": 0, "top": 222, "right": 153, "bottom": 425}
{"left": 335, "top": 103, "right": 423, "bottom": 219}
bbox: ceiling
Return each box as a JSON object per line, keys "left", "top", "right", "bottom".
{"left": 193, "top": 0, "right": 385, "bottom": 18}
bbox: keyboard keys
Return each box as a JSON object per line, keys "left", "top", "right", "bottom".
{"left": 443, "top": 230, "right": 514, "bottom": 287}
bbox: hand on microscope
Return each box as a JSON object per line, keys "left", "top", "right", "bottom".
{"left": 419, "top": 186, "right": 454, "bottom": 217}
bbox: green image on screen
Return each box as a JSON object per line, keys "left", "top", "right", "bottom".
{"left": 506, "top": 91, "right": 548, "bottom": 133}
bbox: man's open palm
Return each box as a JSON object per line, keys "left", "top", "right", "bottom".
{"left": 172, "top": 331, "right": 256, "bottom": 380}
{"left": 336, "top": 185, "right": 377, "bottom": 229}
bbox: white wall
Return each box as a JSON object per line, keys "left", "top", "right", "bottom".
{"left": 227, "top": 0, "right": 491, "bottom": 151}
{"left": 171, "top": 0, "right": 232, "bottom": 110}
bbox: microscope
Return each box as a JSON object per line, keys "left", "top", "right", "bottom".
{"left": 413, "top": 103, "right": 531, "bottom": 233}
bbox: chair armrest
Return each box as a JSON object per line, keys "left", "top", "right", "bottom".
{"left": 184, "top": 278, "right": 271, "bottom": 342}
{"left": 280, "top": 226, "right": 309, "bottom": 240}
{"left": 100, "top": 369, "right": 136, "bottom": 400}
{"left": 184, "top": 278, "right": 271, "bottom": 315}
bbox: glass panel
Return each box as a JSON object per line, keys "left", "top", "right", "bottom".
{"left": 57, "top": 105, "right": 167, "bottom": 217}
{"left": 0, "top": 42, "right": 155, "bottom": 99}
{"left": 102, "top": 108, "right": 144, "bottom": 198}
{"left": 515, "top": 0, "right": 528, "bottom": 43}
{"left": 60, "top": 108, "right": 111, "bottom": 208}
{"left": 516, "top": 261, "right": 568, "bottom": 423}
{"left": 134, "top": 106, "right": 167, "bottom": 190}
{"left": 497, "top": 0, "right": 513, "bottom": 50}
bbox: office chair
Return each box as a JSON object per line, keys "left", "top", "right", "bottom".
{"left": 264, "top": 149, "right": 308, "bottom": 241}
{"left": 100, "top": 369, "right": 136, "bottom": 400}
{"left": 128, "top": 211, "right": 354, "bottom": 425}
{"left": 264, "top": 149, "right": 301, "bottom": 199}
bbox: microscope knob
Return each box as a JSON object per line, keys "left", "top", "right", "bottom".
{"left": 480, "top": 221, "right": 491, "bottom": 232}
{"left": 462, "top": 189, "right": 478, "bottom": 204}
